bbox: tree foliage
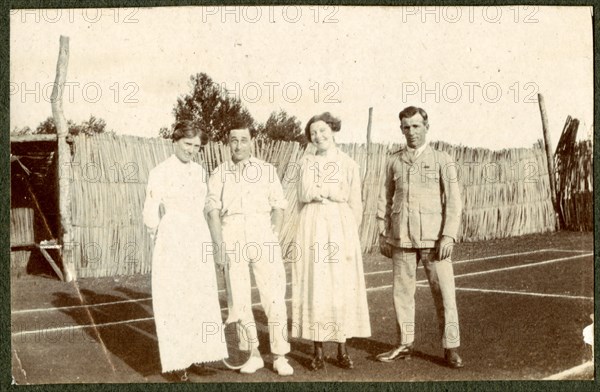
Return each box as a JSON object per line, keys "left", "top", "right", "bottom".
{"left": 158, "top": 126, "right": 172, "bottom": 139}
{"left": 256, "top": 109, "right": 307, "bottom": 145}
{"left": 33, "top": 115, "right": 108, "bottom": 136}
{"left": 171, "top": 73, "right": 255, "bottom": 143}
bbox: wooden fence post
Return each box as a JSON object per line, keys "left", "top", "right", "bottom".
{"left": 52, "top": 35, "right": 77, "bottom": 282}
{"left": 537, "top": 93, "right": 560, "bottom": 230}
{"left": 365, "top": 107, "right": 373, "bottom": 176}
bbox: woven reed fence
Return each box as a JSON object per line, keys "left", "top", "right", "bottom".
{"left": 555, "top": 117, "right": 593, "bottom": 231}
{"left": 69, "top": 133, "right": 558, "bottom": 278}
{"left": 430, "top": 140, "right": 556, "bottom": 241}
{"left": 10, "top": 207, "right": 35, "bottom": 274}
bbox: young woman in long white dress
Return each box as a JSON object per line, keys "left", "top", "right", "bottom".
{"left": 292, "top": 112, "right": 371, "bottom": 371}
{"left": 143, "top": 121, "right": 227, "bottom": 380}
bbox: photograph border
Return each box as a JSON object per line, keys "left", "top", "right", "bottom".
{"left": 1, "top": 0, "right": 598, "bottom": 390}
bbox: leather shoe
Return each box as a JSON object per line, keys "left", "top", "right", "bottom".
{"left": 309, "top": 354, "right": 325, "bottom": 371}
{"left": 376, "top": 344, "right": 414, "bottom": 362}
{"left": 337, "top": 353, "right": 354, "bottom": 369}
{"left": 444, "top": 348, "right": 464, "bottom": 368}
{"left": 163, "top": 370, "right": 189, "bottom": 382}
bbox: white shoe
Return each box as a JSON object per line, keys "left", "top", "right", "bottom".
{"left": 273, "top": 357, "right": 294, "bottom": 376}
{"left": 240, "top": 356, "right": 264, "bottom": 374}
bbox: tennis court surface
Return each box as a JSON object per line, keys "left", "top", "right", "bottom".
{"left": 11, "top": 231, "right": 594, "bottom": 383}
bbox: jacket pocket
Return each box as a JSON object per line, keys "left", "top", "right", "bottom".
{"left": 419, "top": 202, "right": 442, "bottom": 241}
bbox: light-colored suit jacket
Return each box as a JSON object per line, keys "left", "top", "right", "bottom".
{"left": 378, "top": 145, "right": 462, "bottom": 248}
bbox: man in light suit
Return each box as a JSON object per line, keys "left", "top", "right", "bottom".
{"left": 376, "top": 106, "right": 464, "bottom": 368}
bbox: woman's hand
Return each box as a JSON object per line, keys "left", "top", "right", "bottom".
{"left": 147, "top": 227, "right": 157, "bottom": 243}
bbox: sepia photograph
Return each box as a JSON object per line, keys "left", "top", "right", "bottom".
{"left": 7, "top": 4, "right": 595, "bottom": 384}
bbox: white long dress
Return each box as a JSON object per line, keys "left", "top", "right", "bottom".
{"left": 292, "top": 148, "right": 371, "bottom": 343}
{"left": 143, "top": 154, "right": 227, "bottom": 373}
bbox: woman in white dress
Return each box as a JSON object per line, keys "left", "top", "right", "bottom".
{"left": 143, "top": 121, "right": 227, "bottom": 380}
{"left": 292, "top": 112, "right": 371, "bottom": 371}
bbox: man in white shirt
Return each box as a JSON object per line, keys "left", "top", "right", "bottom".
{"left": 205, "top": 128, "right": 293, "bottom": 376}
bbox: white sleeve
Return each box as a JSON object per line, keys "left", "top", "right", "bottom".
{"left": 142, "top": 168, "right": 161, "bottom": 230}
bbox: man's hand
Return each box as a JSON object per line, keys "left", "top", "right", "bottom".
{"left": 438, "top": 235, "right": 455, "bottom": 260}
{"left": 379, "top": 234, "right": 393, "bottom": 259}
{"left": 214, "top": 245, "right": 228, "bottom": 269}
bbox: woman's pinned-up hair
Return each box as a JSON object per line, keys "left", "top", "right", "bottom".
{"left": 172, "top": 120, "right": 206, "bottom": 143}
{"left": 171, "top": 120, "right": 200, "bottom": 142}
{"left": 304, "top": 112, "right": 341, "bottom": 142}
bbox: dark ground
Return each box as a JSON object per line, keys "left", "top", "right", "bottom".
{"left": 10, "top": 231, "right": 594, "bottom": 383}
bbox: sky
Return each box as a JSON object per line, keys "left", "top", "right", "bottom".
{"left": 10, "top": 6, "right": 594, "bottom": 149}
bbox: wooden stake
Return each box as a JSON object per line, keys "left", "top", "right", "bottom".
{"left": 366, "top": 107, "right": 373, "bottom": 146}
{"left": 52, "top": 35, "right": 76, "bottom": 282}
{"left": 365, "top": 107, "right": 373, "bottom": 179}
{"left": 537, "top": 93, "right": 559, "bottom": 230}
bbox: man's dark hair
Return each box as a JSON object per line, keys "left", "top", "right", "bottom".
{"left": 399, "top": 106, "right": 429, "bottom": 126}
{"left": 227, "top": 126, "right": 257, "bottom": 139}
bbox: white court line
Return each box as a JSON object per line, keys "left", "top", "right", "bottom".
{"left": 543, "top": 361, "right": 594, "bottom": 380}
{"left": 12, "top": 297, "right": 152, "bottom": 315}
{"left": 365, "top": 248, "right": 553, "bottom": 277}
{"left": 11, "top": 252, "right": 593, "bottom": 338}
{"left": 548, "top": 248, "right": 591, "bottom": 253}
{"left": 366, "top": 253, "right": 593, "bottom": 292}
{"left": 447, "top": 253, "right": 592, "bottom": 280}
{"left": 11, "top": 248, "right": 557, "bottom": 315}
{"left": 416, "top": 284, "right": 593, "bottom": 301}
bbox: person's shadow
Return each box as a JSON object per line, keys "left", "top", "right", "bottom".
{"left": 52, "top": 286, "right": 162, "bottom": 379}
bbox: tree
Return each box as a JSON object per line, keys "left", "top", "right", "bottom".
{"left": 158, "top": 126, "right": 172, "bottom": 139}
{"left": 11, "top": 126, "right": 33, "bottom": 135}
{"left": 72, "top": 115, "right": 107, "bottom": 136}
{"left": 256, "top": 109, "right": 307, "bottom": 145}
{"left": 173, "top": 73, "right": 255, "bottom": 143}
{"left": 34, "top": 115, "right": 107, "bottom": 136}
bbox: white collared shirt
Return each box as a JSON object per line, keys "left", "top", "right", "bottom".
{"left": 406, "top": 142, "right": 427, "bottom": 159}
{"left": 204, "top": 156, "right": 287, "bottom": 217}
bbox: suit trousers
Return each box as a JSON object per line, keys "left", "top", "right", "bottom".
{"left": 391, "top": 246, "right": 460, "bottom": 348}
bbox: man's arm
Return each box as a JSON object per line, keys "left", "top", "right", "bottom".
{"left": 205, "top": 209, "right": 226, "bottom": 267}
{"left": 204, "top": 166, "right": 226, "bottom": 267}
{"left": 384, "top": 157, "right": 396, "bottom": 235}
{"left": 267, "top": 162, "right": 288, "bottom": 239}
{"left": 376, "top": 179, "right": 387, "bottom": 235}
{"left": 271, "top": 208, "right": 284, "bottom": 239}
{"left": 439, "top": 152, "right": 462, "bottom": 259}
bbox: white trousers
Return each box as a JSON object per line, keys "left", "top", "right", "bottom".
{"left": 222, "top": 213, "right": 290, "bottom": 356}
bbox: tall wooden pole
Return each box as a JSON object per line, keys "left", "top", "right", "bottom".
{"left": 366, "top": 107, "right": 373, "bottom": 146}
{"left": 52, "top": 36, "right": 76, "bottom": 281}
{"left": 365, "top": 107, "right": 373, "bottom": 176}
{"left": 537, "top": 93, "right": 559, "bottom": 230}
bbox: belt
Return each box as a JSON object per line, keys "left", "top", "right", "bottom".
{"left": 309, "top": 199, "right": 345, "bottom": 205}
